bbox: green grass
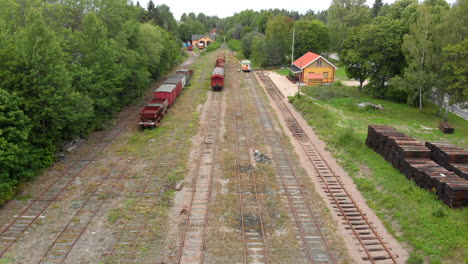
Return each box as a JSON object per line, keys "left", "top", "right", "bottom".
{"left": 276, "top": 68, "right": 290, "bottom": 76}
{"left": 334, "top": 67, "right": 348, "bottom": 80}
{"left": 291, "top": 90, "right": 468, "bottom": 263}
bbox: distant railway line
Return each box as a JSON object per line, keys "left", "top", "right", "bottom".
{"left": 255, "top": 70, "right": 399, "bottom": 263}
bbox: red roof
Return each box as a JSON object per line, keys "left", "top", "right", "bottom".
{"left": 307, "top": 73, "right": 323, "bottom": 79}
{"left": 293, "top": 51, "right": 338, "bottom": 69}
{"left": 293, "top": 52, "right": 319, "bottom": 68}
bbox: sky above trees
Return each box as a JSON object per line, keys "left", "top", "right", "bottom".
{"left": 133, "top": 0, "right": 455, "bottom": 20}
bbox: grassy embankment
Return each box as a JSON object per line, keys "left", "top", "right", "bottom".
{"left": 289, "top": 85, "right": 467, "bottom": 264}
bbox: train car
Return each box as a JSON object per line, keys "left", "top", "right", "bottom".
{"left": 241, "top": 60, "right": 252, "bottom": 72}
{"left": 176, "top": 69, "right": 194, "bottom": 86}
{"left": 211, "top": 67, "right": 225, "bottom": 91}
{"left": 187, "top": 45, "right": 193, "bottom": 51}
{"left": 164, "top": 76, "right": 183, "bottom": 96}
{"left": 215, "top": 53, "right": 226, "bottom": 67}
{"left": 138, "top": 98, "right": 168, "bottom": 128}
{"left": 167, "top": 73, "right": 187, "bottom": 89}
{"left": 154, "top": 84, "right": 177, "bottom": 106}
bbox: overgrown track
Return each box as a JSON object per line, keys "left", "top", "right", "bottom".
{"left": 37, "top": 154, "right": 133, "bottom": 264}
{"left": 105, "top": 152, "right": 178, "bottom": 262}
{"left": 177, "top": 91, "right": 222, "bottom": 264}
{"left": 232, "top": 70, "right": 271, "bottom": 264}
{"left": 0, "top": 99, "right": 147, "bottom": 258}
{"left": 255, "top": 70, "right": 399, "bottom": 264}
{"left": 245, "top": 72, "right": 336, "bottom": 263}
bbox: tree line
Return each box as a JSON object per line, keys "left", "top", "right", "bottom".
{"left": 205, "top": 0, "right": 465, "bottom": 118}
{"left": 0, "top": 0, "right": 182, "bottom": 204}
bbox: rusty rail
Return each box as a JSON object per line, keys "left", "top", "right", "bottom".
{"left": 233, "top": 69, "right": 271, "bottom": 264}
{"left": 255, "top": 70, "right": 398, "bottom": 263}
{"left": 245, "top": 72, "right": 336, "bottom": 263}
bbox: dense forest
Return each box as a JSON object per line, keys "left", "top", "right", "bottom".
{"left": 0, "top": 0, "right": 466, "bottom": 205}
{"left": 0, "top": 0, "right": 182, "bottom": 204}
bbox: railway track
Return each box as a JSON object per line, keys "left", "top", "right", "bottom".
{"left": 0, "top": 100, "right": 147, "bottom": 258}
{"left": 177, "top": 91, "right": 222, "bottom": 264}
{"left": 244, "top": 72, "right": 336, "bottom": 263}
{"left": 105, "top": 151, "right": 178, "bottom": 262}
{"left": 0, "top": 55, "right": 198, "bottom": 260}
{"left": 232, "top": 71, "right": 271, "bottom": 264}
{"left": 254, "top": 70, "right": 399, "bottom": 263}
{"left": 37, "top": 155, "right": 133, "bottom": 263}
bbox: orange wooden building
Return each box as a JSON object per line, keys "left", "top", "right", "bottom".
{"left": 191, "top": 34, "right": 216, "bottom": 49}
{"left": 288, "top": 52, "right": 337, "bottom": 85}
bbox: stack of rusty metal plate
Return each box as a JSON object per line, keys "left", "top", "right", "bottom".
{"left": 366, "top": 125, "right": 431, "bottom": 170}
{"left": 426, "top": 141, "right": 468, "bottom": 180}
{"left": 366, "top": 125, "right": 468, "bottom": 207}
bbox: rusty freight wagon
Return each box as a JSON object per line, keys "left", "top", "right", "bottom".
{"left": 154, "top": 84, "right": 178, "bottom": 106}
{"left": 176, "top": 69, "right": 194, "bottom": 86}
{"left": 211, "top": 67, "right": 225, "bottom": 91}
{"left": 215, "top": 54, "right": 225, "bottom": 68}
{"left": 164, "top": 76, "right": 184, "bottom": 96}
{"left": 138, "top": 98, "right": 168, "bottom": 128}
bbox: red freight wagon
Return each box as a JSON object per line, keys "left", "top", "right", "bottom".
{"left": 139, "top": 98, "right": 168, "bottom": 128}
{"left": 215, "top": 53, "right": 225, "bottom": 67}
{"left": 154, "top": 84, "right": 177, "bottom": 106}
{"left": 164, "top": 77, "right": 183, "bottom": 96}
{"left": 211, "top": 67, "right": 225, "bottom": 91}
{"left": 167, "top": 73, "right": 187, "bottom": 88}
{"left": 176, "top": 69, "right": 194, "bottom": 86}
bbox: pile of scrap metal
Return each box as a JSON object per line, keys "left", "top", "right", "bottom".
{"left": 254, "top": 150, "right": 271, "bottom": 164}
{"left": 358, "top": 102, "right": 384, "bottom": 110}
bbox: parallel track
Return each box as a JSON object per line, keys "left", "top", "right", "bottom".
{"left": 176, "top": 91, "right": 222, "bottom": 264}
{"left": 37, "top": 155, "right": 133, "bottom": 263}
{"left": 0, "top": 100, "right": 147, "bottom": 258}
{"left": 232, "top": 71, "right": 270, "bottom": 264}
{"left": 105, "top": 152, "right": 177, "bottom": 262}
{"left": 255, "top": 70, "right": 399, "bottom": 263}
{"left": 0, "top": 55, "right": 198, "bottom": 260}
{"left": 245, "top": 72, "right": 336, "bottom": 263}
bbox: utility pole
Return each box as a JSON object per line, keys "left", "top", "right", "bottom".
{"left": 291, "top": 28, "right": 295, "bottom": 66}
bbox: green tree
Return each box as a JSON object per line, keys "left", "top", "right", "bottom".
{"left": 265, "top": 15, "right": 293, "bottom": 65}
{"left": 293, "top": 19, "right": 329, "bottom": 58}
{"left": 440, "top": 40, "right": 468, "bottom": 119}
{"left": 400, "top": 5, "right": 439, "bottom": 110}
{"left": 71, "top": 13, "right": 123, "bottom": 127}
{"left": 153, "top": 4, "right": 177, "bottom": 34}
{"left": 341, "top": 28, "right": 371, "bottom": 91}
{"left": 328, "top": 0, "right": 371, "bottom": 52}
{"left": 372, "top": 0, "right": 383, "bottom": 16}
{"left": 342, "top": 17, "right": 405, "bottom": 97}
{"left": 0, "top": 89, "right": 35, "bottom": 205}
{"left": 241, "top": 31, "right": 263, "bottom": 58}
{"left": 257, "top": 11, "right": 272, "bottom": 34}
{"left": 251, "top": 35, "right": 267, "bottom": 67}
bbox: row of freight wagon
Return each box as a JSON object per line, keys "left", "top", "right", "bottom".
{"left": 211, "top": 53, "right": 225, "bottom": 91}
{"left": 138, "top": 69, "right": 193, "bottom": 128}
{"left": 139, "top": 52, "right": 228, "bottom": 128}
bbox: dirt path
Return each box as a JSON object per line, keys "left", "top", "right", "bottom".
{"left": 259, "top": 70, "right": 409, "bottom": 263}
